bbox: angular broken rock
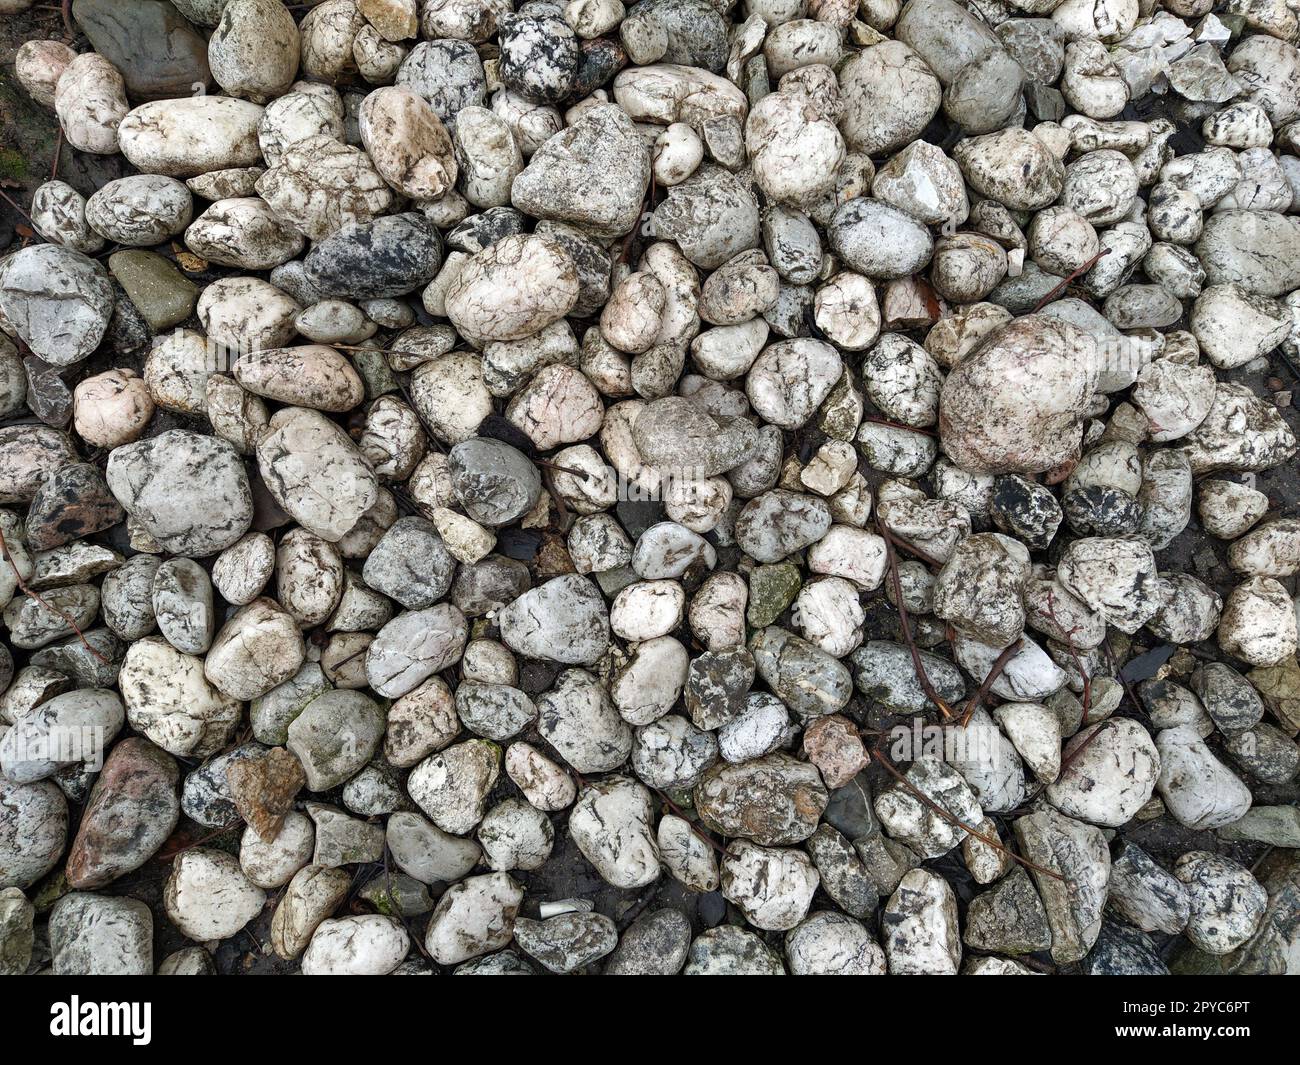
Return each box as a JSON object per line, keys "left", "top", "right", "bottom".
{"left": 1014, "top": 807, "right": 1111, "bottom": 964}
{"left": 882, "top": 868, "right": 961, "bottom": 975}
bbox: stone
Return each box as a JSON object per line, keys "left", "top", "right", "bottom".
{"left": 605, "top": 908, "right": 691, "bottom": 975}
{"left": 49, "top": 893, "right": 152, "bottom": 975}
{"left": 256, "top": 407, "right": 379, "bottom": 542}
{"left": 164, "top": 847, "right": 266, "bottom": 941}
{"left": 208, "top": 0, "right": 301, "bottom": 100}
{"left": 683, "top": 925, "right": 784, "bottom": 975}
{"left": 0, "top": 888, "right": 34, "bottom": 976}
{"left": 1176, "top": 851, "right": 1267, "bottom": 955}
{"left": 514, "top": 912, "right": 617, "bottom": 973}
{"left": 305, "top": 213, "right": 443, "bottom": 300}
{"left": 882, "top": 868, "right": 961, "bottom": 975}
{"left": 119, "top": 637, "right": 241, "bottom": 758}
{"left": 695, "top": 753, "right": 827, "bottom": 845}
{"left": 497, "top": 574, "right": 610, "bottom": 667}
{"left": 721, "top": 840, "right": 819, "bottom": 931}
{"left": 513, "top": 104, "right": 650, "bottom": 239}
{"left": 0, "top": 777, "right": 67, "bottom": 890}
{"left": 107, "top": 430, "right": 252, "bottom": 556}
{"left": 1046, "top": 718, "right": 1160, "bottom": 827}
{"left": 72, "top": 0, "right": 212, "bottom": 101}
{"left": 109, "top": 250, "right": 198, "bottom": 330}
{"left": 445, "top": 234, "right": 579, "bottom": 343}
{"left": 302, "top": 915, "right": 409, "bottom": 975}
{"left": 447, "top": 437, "right": 542, "bottom": 528}
{"left": 65, "top": 738, "right": 178, "bottom": 889}
{"left": 1109, "top": 841, "right": 1191, "bottom": 935}
{"left": 750, "top": 626, "right": 852, "bottom": 720}
{"left": 227, "top": 747, "right": 306, "bottom": 843}
{"left": 120, "top": 96, "right": 264, "bottom": 177}
{"left": 1014, "top": 807, "right": 1111, "bottom": 963}
{"left": 256, "top": 135, "right": 394, "bottom": 242}
{"left": 424, "top": 872, "right": 523, "bottom": 965}
{"left": 0, "top": 245, "right": 113, "bottom": 367}
{"left": 271, "top": 864, "right": 351, "bottom": 959}
{"left": 407, "top": 739, "right": 499, "bottom": 835}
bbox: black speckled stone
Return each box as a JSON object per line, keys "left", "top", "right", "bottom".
{"left": 446, "top": 207, "right": 528, "bottom": 255}
{"left": 1083, "top": 920, "right": 1170, "bottom": 975}
{"left": 25, "top": 462, "right": 125, "bottom": 552}
{"left": 303, "top": 213, "right": 443, "bottom": 300}
{"left": 1063, "top": 484, "right": 1142, "bottom": 537}
{"left": 992, "top": 473, "right": 1063, "bottom": 550}
{"left": 499, "top": 9, "right": 581, "bottom": 104}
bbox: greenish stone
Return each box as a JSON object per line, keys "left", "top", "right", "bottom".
{"left": 30, "top": 870, "right": 69, "bottom": 915}
{"left": 746, "top": 563, "right": 801, "bottom": 628}
{"left": 351, "top": 345, "right": 400, "bottom": 398}
{"left": 0, "top": 888, "right": 35, "bottom": 976}
{"left": 359, "top": 873, "right": 432, "bottom": 918}
{"left": 818, "top": 369, "right": 864, "bottom": 442}
{"left": 1217, "top": 12, "right": 1246, "bottom": 36}
{"left": 109, "top": 250, "right": 198, "bottom": 331}
{"left": 1217, "top": 806, "right": 1300, "bottom": 847}
{"left": 594, "top": 565, "right": 639, "bottom": 598}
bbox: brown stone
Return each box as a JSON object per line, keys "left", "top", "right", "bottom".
{"left": 803, "top": 714, "right": 870, "bottom": 788}
{"left": 66, "top": 737, "right": 180, "bottom": 889}
{"left": 227, "top": 746, "right": 307, "bottom": 842}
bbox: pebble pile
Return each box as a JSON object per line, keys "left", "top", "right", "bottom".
{"left": 1, "top": 0, "right": 1299, "bottom": 976}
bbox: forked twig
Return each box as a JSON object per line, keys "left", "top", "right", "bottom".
{"left": 871, "top": 743, "right": 1065, "bottom": 882}
{"left": 958, "top": 638, "right": 1023, "bottom": 726}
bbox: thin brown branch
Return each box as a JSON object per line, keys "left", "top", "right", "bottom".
{"left": 876, "top": 516, "right": 955, "bottom": 719}
{"left": 883, "top": 528, "right": 945, "bottom": 570}
{"left": 958, "top": 638, "right": 1023, "bottom": 727}
{"left": 859, "top": 413, "right": 939, "bottom": 438}
{"left": 1031, "top": 248, "right": 1111, "bottom": 313}
{"left": 534, "top": 458, "right": 594, "bottom": 481}
{"left": 0, "top": 526, "right": 109, "bottom": 664}
{"left": 652, "top": 787, "right": 727, "bottom": 856}
{"left": 872, "top": 743, "right": 1065, "bottom": 882}
{"left": 1102, "top": 636, "right": 1143, "bottom": 715}
{"left": 1057, "top": 719, "right": 1114, "bottom": 780}
{"left": 0, "top": 188, "right": 35, "bottom": 229}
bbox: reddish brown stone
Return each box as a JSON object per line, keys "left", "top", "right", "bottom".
{"left": 66, "top": 737, "right": 180, "bottom": 889}
{"left": 803, "top": 714, "right": 870, "bottom": 789}
{"left": 227, "top": 746, "right": 307, "bottom": 843}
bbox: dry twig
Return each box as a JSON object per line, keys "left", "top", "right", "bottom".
{"left": 0, "top": 525, "right": 110, "bottom": 664}
{"left": 876, "top": 516, "right": 955, "bottom": 719}
{"left": 1031, "top": 248, "right": 1112, "bottom": 313}
{"left": 871, "top": 743, "right": 1065, "bottom": 882}
{"left": 958, "top": 638, "right": 1023, "bottom": 727}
